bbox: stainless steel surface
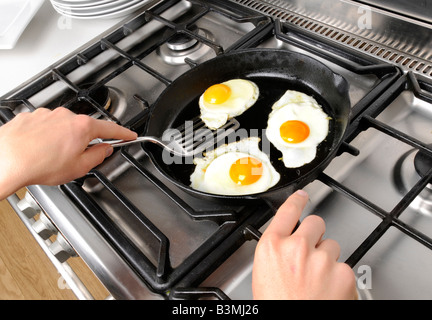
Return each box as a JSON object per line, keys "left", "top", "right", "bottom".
{"left": 1, "top": 1, "right": 190, "bottom": 106}
{"left": 4, "top": 0, "right": 261, "bottom": 299}
{"left": 202, "top": 77, "right": 432, "bottom": 300}
{"left": 232, "top": 0, "right": 432, "bottom": 78}
{"left": 200, "top": 1, "right": 432, "bottom": 299}
{"left": 25, "top": 185, "right": 162, "bottom": 300}
{"left": 4, "top": 0, "right": 432, "bottom": 300}
{"left": 352, "top": 0, "right": 432, "bottom": 24}
{"left": 76, "top": 2, "right": 380, "bottom": 292}
{"left": 300, "top": 88, "right": 432, "bottom": 299}
{"left": 4, "top": 0, "right": 194, "bottom": 299}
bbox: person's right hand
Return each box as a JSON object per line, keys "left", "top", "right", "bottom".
{"left": 0, "top": 107, "right": 137, "bottom": 200}
{"left": 252, "top": 190, "right": 357, "bottom": 300}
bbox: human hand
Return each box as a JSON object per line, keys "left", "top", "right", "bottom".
{"left": 252, "top": 190, "right": 357, "bottom": 300}
{"left": 0, "top": 107, "right": 137, "bottom": 200}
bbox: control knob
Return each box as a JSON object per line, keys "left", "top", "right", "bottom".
{"left": 49, "top": 233, "right": 77, "bottom": 263}
{"left": 32, "top": 213, "right": 57, "bottom": 240}
{"left": 16, "top": 192, "right": 41, "bottom": 219}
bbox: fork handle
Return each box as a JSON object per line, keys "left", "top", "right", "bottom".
{"left": 88, "top": 136, "right": 186, "bottom": 157}
{"left": 88, "top": 136, "right": 162, "bottom": 148}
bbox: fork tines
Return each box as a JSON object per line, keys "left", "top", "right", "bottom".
{"left": 173, "top": 116, "right": 240, "bottom": 155}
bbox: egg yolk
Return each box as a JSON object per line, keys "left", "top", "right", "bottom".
{"left": 280, "top": 120, "right": 310, "bottom": 143}
{"left": 229, "top": 157, "right": 263, "bottom": 185}
{"left": 203, "top": 84, "right": 231, "bottom": 104}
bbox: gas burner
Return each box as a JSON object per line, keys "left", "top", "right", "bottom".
{"left": 157, "top": 28, "right": 215, "bottom": 65}
{"left": 60, "top": 84, "right": 111, "bottom": 118}
{"left": 58, "top": 84, "right": 128, "bottom": 120}
{"left": 393, "top": 145, "right": 432, "bottom": 216}
{"left": 105, "top": 86, "right": 128, "bottom": 121}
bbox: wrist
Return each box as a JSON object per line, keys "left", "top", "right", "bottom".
{"left": 0, "top": 171, "right": 23, "bottom": 201}
{"left": 0, "top": 147, "right": 27, "bottom": 201}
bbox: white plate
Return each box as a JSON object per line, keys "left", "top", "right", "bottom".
{"left": 51, "top": 0, "right": 149, "bottom": 19}
{"left": 0, "top": 0, "right": 44, "bottom": 49}
{"left": 51, "top": 0, "right": 118, "bottom": 9}
{"left": 53, "top": 0, "right": 131, "bottom": 13}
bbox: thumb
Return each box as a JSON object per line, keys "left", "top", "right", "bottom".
{"left": 80, "top": 144, "right": 114, "bottom": 172}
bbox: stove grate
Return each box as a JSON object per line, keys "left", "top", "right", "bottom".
{"left": 318, "top": 72, "right": 432, "bottom": 267}
{"left": 2, "top": 0, "right": 432, "bottom": 299}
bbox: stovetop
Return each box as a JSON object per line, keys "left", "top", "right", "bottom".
{"left": 2, "top": 0, "right": 432, "bottom": 300}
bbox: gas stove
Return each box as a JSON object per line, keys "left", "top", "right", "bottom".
{"left": 1, "top": 0, "right": 432, "bottom": 300}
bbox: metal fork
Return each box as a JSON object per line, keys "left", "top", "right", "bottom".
{"left": 88, "top": 117, "right": 240, "bottom": 157}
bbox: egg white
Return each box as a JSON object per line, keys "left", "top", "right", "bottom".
{"left": 266, "top": 90, "right": 330, "bottom": 168}
{"left": 199, "top": 79, "right": 259, "bottom": 130}
{"left": 190, "top": 137, "right": 280, "bottom": 195}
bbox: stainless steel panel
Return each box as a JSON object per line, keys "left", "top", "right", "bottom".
{"left": 232, "top": 0, "right": 432, "bottom": 77}
{"left": 352, "top": 0, "right": 432, "bottom": 24}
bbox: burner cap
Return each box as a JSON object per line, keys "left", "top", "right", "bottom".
{"left": 157, "top": 28, "right": 214, "bottom": 65}
{"left": 166, "top": 33, "right": 198, "bottom": 51}
{"left": 414, "top": 144, "right": 432, "bottom": 178}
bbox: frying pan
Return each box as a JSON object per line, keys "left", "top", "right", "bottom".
{"left": 142, "top": 49, "right": 350, "bottom": 211}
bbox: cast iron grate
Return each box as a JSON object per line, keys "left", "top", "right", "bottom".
{"left": 319, "top": 72, "right": 432, "bottom": 267}
{"left": 2, "top": 0, "right": 431, "bottom": 299}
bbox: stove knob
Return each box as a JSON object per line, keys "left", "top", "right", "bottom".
{"left": 17, "top": 192, "right": 41, "bottom": 219}
{"left": 49, "top": 234, "right": 77, "bottom": 263}
{"left": 32, "top": 213, "right": 57, "bottom": 240}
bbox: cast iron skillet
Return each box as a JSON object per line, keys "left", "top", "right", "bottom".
{"left": 142, "top": 49, "right": 351, "bottom": 211}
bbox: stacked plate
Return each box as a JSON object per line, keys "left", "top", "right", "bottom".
{"left": 50, "top": 0, "right": 151, "bottom": 19}
{"left": 0, "top": 0, "right": 44, "bottom": 49}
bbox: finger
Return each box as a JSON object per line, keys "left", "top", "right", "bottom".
{"left": 86, "top": 118, "right": 138, "bottom": 141}
{"left": 294, "top": 215, "right": 326, "bottom": 247}
{"left": 32, "top": 107, "right": 51, "bottom": 114}
{"left": 79, "top": 144, "right": 114, "bottom": 173}
{"left": 316, "top": 238, "right": 341, "bottom": 261}
{"left": 333, "top": 263, "right": 358, "bottom": 300}
{"left": 14, "top": 107, "right": 48, "bottom": 122}
{"left": 264, "top": 189, "right": 309, "bottom": 238}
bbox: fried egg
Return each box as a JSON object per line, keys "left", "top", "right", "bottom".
{"left": 190, "top": 137, "right": 280, "bottom": 195}
{"left": 199, "top": 79, "right": 259, "bottom": 130}
{"left": 266, "top": 90, "right": 330, "bottom": 168}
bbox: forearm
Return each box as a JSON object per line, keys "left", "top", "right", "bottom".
{"left": 0, "top": 182, "right": 21, "bottom": 201}
{"left": 0, "top": 134, "right": 27, "bottom": 200}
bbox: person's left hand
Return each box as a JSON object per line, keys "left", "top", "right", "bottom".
{"left": 0, "top": 107, "right": 137, "bottom": 199}
{"left": 252, "top": 190, "right": 357, "bottom": 300}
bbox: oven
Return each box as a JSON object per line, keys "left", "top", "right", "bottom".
{"left": 1, "top": 0, "right": 432, "bottom": 300}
